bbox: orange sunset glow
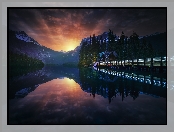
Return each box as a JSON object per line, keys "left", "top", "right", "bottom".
{"left": 9, "top": 8, "right": 166, "bottom": 51}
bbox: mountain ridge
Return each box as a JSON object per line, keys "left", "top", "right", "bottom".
{"left": 8, "top": 29, "right": 166, "bottom": 65}
{"left": 8, "top": 30, "right": 80, "bottom": 65}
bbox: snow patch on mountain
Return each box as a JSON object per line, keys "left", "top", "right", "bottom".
{"left": 9, "top": 30, "right": 80, "bottom": 65}
{"left": 15, "top": 31, "right": 41, "bottom": 46}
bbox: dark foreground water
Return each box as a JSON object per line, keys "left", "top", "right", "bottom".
{"left": 8, "top": 66, "right": 167, "bottom": 124}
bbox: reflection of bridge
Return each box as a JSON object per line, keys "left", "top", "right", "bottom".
{"left": 79, "top": 67, "right": 166, "bottom": 103}
{"left": 93, "top": 67, "right": 166, "bottom": 88}
{"left": 12, "top": 65, "right": 167, "bottom": 103}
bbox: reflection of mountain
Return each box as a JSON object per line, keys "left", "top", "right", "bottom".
{"left": 9, "top": 66, "right": 166, "bottom": 102}
{"left": 9, "top": 30, "right": 80, "bottom": 65}
{"left": 8, "top": 66, "right": 80, "bottom": 99}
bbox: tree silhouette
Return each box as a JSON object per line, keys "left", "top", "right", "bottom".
{"left": 79, "top": 29, "right": 157, "bottom": 68}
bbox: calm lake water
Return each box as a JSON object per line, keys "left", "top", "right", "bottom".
{"left": 8, "top": 65, "right": 167, "bottom": 124}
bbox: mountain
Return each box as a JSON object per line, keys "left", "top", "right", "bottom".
{"left": 140, "top": 32, "right": 167, "bottom": 53}
{"left": 15, "top": 31, "right": 41, "bottom": 46}
{"left": 8, "top": 29, "right": 166, "bottom": 65}
{"left": 8, "top": 30, "right": 80, "bottom": 65}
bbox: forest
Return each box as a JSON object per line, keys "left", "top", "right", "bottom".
{"left": 9, "top": 52, "right": 44, "bottom": 77}
{"left": 79, "top": 29, "right": 166, "bottom": 67}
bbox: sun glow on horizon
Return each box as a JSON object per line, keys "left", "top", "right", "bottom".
{"left": 48, "top": 38, "right": 80, "bottom": 52}
{"left": 64, "top": 39, "right": 80, "bottom": 51}
{"left": 9, "top": 9, "right": 166, "bottom": 52}
{"left": 66, "top": 45, "right": 76, "bottom": 51}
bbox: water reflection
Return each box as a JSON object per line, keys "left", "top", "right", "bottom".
{"left": 79, "top": 67, "right": 166, "bottom": 103}
{"left": 8, "top": 65, "right": 167, "bottom": 124}
{"left": 8, "top": 65, "right": 80, "bottom": 99}
{"left": 9, "top": 66, "right": 167, "bottom": 101}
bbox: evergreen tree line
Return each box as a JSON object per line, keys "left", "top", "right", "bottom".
{"left": 79, "top": 29, "right": 166, "bottom": 67}
{"left": 9, "top": 52, "right": 44, "bottom": 67}
{"left": 9, "top": 52, "right": 44, "bottom": 77}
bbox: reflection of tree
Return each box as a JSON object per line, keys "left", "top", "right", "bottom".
{"left": 79, "top": 68, "right": 166, "bottom": 103}
{"left": 79, "top": 68, "right": 141, "bottom": 103}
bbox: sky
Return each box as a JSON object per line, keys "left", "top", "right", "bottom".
{"left": 9, "top": 8, "right": 166, "bottom": 52}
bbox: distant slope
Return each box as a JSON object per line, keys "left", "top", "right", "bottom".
{"left": 8, "top": 30, "right": 166, "bottom": 65}
{"left": 8, "top": 30, "right": 80, "bottom": 65}
{"left": 142, "top": 32, "right": 167, "bottom": 52}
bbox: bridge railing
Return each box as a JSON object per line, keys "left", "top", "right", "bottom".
{"left": 98, "top": 56, "right": 167, "bottom": 67}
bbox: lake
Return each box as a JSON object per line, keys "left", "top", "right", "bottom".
{"left": 8, "top": 65, "right": 167, "bottom": 124}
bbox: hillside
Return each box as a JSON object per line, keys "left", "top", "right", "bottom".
{"left": 8, "top": 30, "right": 80, "bottom": 65}
{"left": 142, "top": 32, "right": 167, "bottom": 53}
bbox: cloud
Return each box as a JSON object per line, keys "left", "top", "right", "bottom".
{"left": 8, "top": 8, "right": 166, "bottom": 51}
